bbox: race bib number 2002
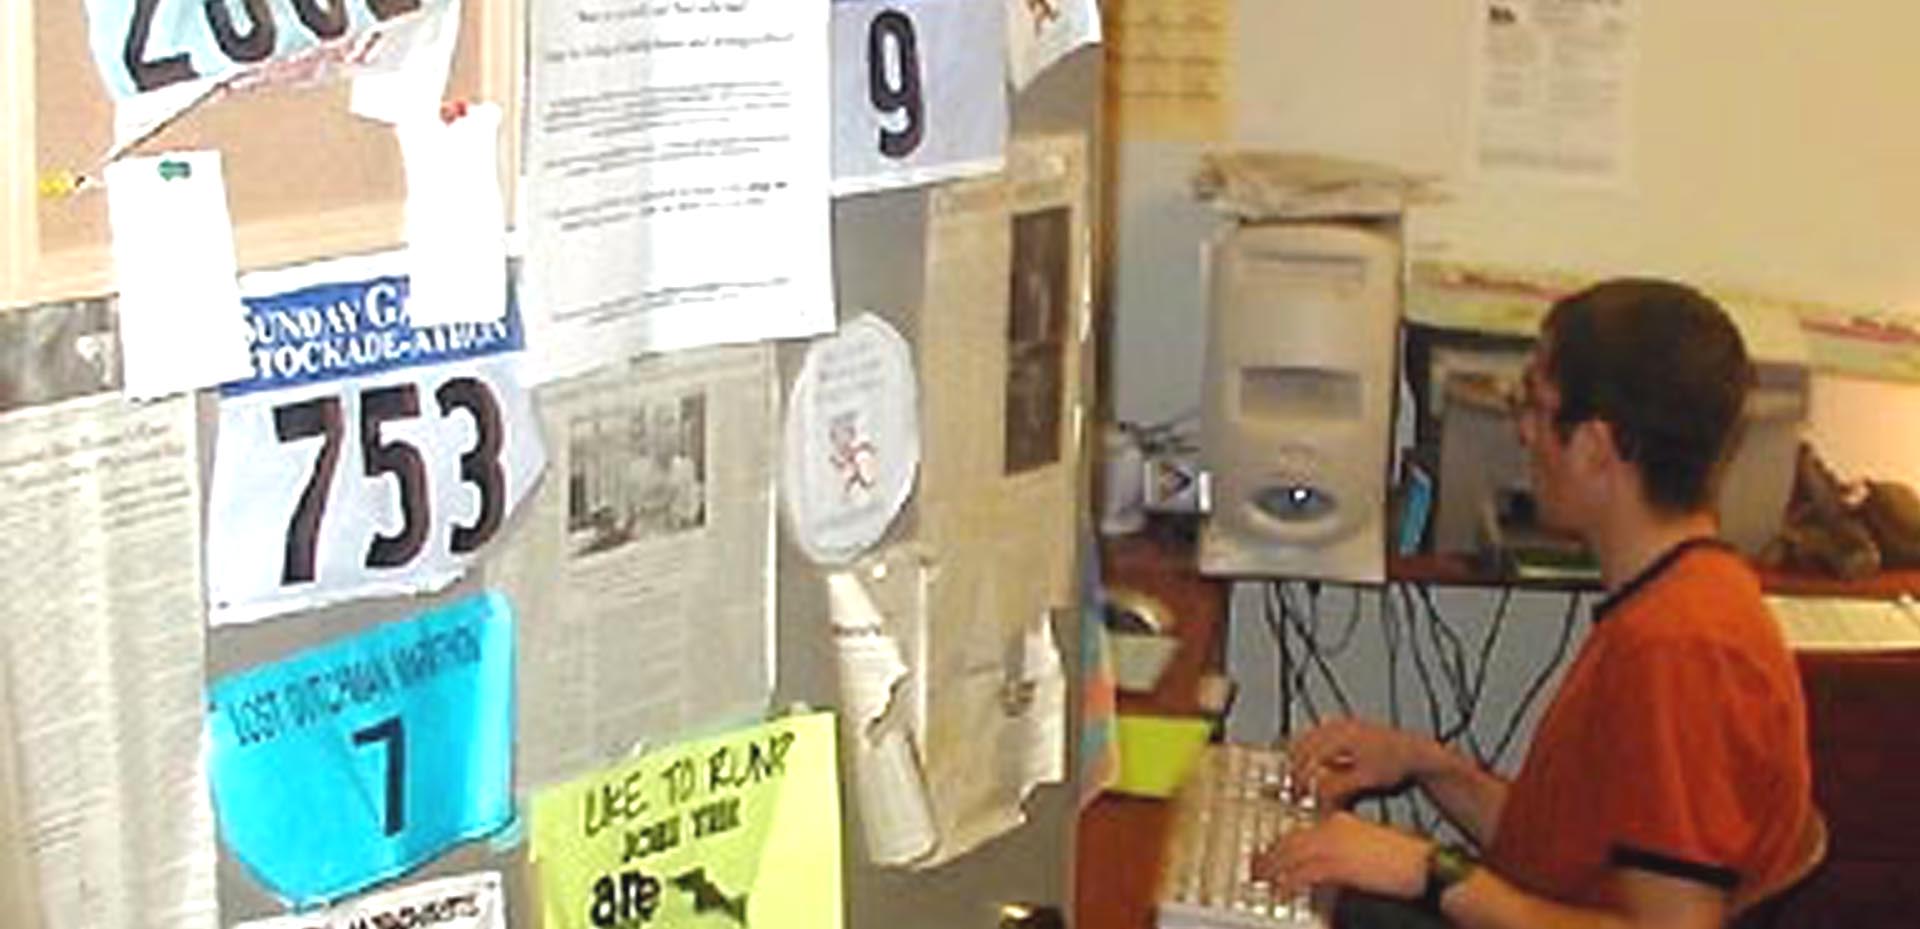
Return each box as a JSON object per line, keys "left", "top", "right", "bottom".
{"left": 83, "top": 0, "right": 456, "bottom": 100}
{"left": 207, "top": 253, "right": 544, "bottom": 626}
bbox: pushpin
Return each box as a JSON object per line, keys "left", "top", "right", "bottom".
{"left": 37, "top": 169, "right": 81, "bottom": 198}
{"left": 157, "top": 159, "right": 192, "bottom": 181}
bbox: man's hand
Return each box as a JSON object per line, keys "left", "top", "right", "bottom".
{"left": 1289, "top": 717, "right": 1433, "bottom": 806}
{"left": 1254, "top": 812, "right": 1430, "bottom": 901}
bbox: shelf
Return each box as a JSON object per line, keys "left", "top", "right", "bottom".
{"left": 1390, "top": 552, "right": 1920, "bottom": 600}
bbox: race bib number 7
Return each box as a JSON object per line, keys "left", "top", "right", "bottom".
{"left": 207, "top": 253, "right": 544, "bottom": 625}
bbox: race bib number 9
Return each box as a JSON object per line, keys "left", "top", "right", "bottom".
{"left": 830, "top": 0, "right": 1007, "bottom": 195}
{"left": 82, "top": 0, "right": 455, "bottom": 100}
{"left": 207, "top": 253, "right": 544, "bottom": 625}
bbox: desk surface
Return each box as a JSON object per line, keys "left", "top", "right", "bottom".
{"left": 1084, "top": 529, "right": 1223, "bottom": 929}
{"left": 1076, "top": 794, "right": 1175, "bottom": 929}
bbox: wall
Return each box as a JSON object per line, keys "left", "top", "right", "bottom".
{"left": 1108, "top": 0, "right": 1920, "bottom": 487}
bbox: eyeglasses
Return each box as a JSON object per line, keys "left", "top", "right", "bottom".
{"left": 1506, "top": 376, "right": 1546, "bottom": 421}
{"left": 1505, "top": 366, "right": 1563, "bottom": 437}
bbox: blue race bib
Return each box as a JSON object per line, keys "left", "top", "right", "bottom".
{"left": 208, "top": 591, "right": 514, "bottom": 904}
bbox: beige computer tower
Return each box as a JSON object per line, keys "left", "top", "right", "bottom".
{"left": 1199, "top": 221, "right": 1401, "bottom": 582}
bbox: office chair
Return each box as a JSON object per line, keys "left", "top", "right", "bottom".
{"left": 1727, "top": 808, "right": 1828, "bottom": 929}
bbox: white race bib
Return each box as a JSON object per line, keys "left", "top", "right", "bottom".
{"left": 207, "top": 253, "right": 544, "bottom": 625}
{"left": 831, "top": 0, "right": 1008, "bottom": 196}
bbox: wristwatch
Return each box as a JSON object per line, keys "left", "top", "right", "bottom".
{"left": 1419, "top": 841, "right": 1480, "bottom": 914}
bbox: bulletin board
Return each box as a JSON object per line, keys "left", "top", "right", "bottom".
{"left": 0, "top": 0, "right": 521, "bottom": 308}
{"left": 0, "top": 6, "right": 1104, "bottom": 926}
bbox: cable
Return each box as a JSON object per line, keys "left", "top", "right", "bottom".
{"left": 1277, "top": 583, "right": 1325, "bottom": 728}
{"left": 1382, "top": 587, "right": 1438, "bottom": 833}
{"left": 1315, "top": 587, "right": 1366, "bottom": 658}
{"left": 1459, "top": 587, "right": 1513, "bottom": 765}
{"left": 1397, "top": 584, "right": 1446, "bottom": 740}
{"left": 1415, "top": 586, "right": 1475, "bottom": 746}
{"left": 1378, "top": 586, "right": 1417, "bottom": 830}
{"left": 1260, "top": 581, "right": 1291, "bottom": 744}
{"left": 1415, "top": 584, "right": 1491, "bottom": 755}
{"left": 1418, "top": 585, "right": 1472, "bottom": 702}
{"left": 1282, "top": 580, "right": 1355, "bottom": 719}
{"left": 1490, "top": 591, "right": 1582, "bottom": 768}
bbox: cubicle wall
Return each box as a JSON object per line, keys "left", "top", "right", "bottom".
{"left": 207, "top": 40, "right": 1105, "bottom": 929}
{"left": 2, "top": 3, "right": 1102, "bottom": 926}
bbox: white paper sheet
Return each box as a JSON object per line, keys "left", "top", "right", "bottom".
{"left": 487, "top": 345, "right": 779, "bottom": 787}
{"left": 828, "top": 561, "right": 938, "bottom": 866}
{"left": 110, "top": 79, "right": 225, "bottom": 158}
{"left": 1473, "top": 0, "right": 1637, "bottom": 186}
{"left": 1768, "top": 595, "right": 1920, "bottom": 653}
{"left": 782, "top": 314, "right": 921, "bottom": 564}
{"left": 231, "top": 871, "right": 505, "bottom": 929}
{"left": 1005, "top": 0, "right": 1103, "bottom": 89}
{"left": 103, "top": 151, "right": 253, "bottom": 399}
{"left": 523, "top": 0, "right": 834, "bottom": 381}
{"left": 399, "top": 102, "right": 509, "bottom": 326}
{"left": 830, "top": 0, "right": 1008, "bottom": 196}
{"left": 1017, "top": 614, "right": 1067, "bottom": 790}
{"left": 1105, "top": 0, "right": 1230, "bottom": 142}
{"left": 0, "top": 392, "right": 217, "bottom": 929}
{"left": 350, "top": 0, "right": 465, "bottom": 125}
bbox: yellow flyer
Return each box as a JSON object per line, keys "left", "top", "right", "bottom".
{"left": 530, "top": 713, "right": 842, "bottom": 929}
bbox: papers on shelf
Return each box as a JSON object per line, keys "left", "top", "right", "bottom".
{"left": 1767, "top": 595, "right": 1920, "bottom": 653}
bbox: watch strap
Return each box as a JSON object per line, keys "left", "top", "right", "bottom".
{"left": 1419, "top": 841, "right": 1480, "bottom": 914}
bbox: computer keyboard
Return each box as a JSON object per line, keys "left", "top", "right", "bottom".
{"left": 1157, "top": 742, "right": 1328, "bottom": 929}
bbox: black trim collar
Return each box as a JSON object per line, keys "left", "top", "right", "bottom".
{"left": 1611, "top": 844, "right": 1741, "bottom": 890}
{"left": 1592, "top": 537, "right": 1734, "bottom": 624}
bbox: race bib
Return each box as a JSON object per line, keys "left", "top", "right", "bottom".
{"left": 208, "top": 594, "right": 515, "bottom": 904}
{"left": 82, "top": 0, "right": 456, "bottom": 100}
{"left": 206, "top": 252, "right": 544, "bottom": 625}
{"left": 830, "top": 0, "right": 1007, "bottom": 195}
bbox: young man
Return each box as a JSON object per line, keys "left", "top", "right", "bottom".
{"left": 1260, "top": 279, "right": 1814, "bottom": 929}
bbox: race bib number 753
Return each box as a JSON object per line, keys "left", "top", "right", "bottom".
{"left": 206, "top": 254, "right": 543, "bottom": 625}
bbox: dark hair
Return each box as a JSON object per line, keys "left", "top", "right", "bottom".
{"left": 1541, "top": 278, "right": 1753, "bottom": 513}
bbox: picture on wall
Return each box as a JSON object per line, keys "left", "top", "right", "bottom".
{"left": 1004, "top": 206, "right": 1071, "bottom": 475}
{"left": 567, "top": 391, "right": 709, "bottom": 557}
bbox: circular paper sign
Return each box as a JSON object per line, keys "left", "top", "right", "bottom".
{"left": 782, "top": 314, "right": 921, "bottom": 564}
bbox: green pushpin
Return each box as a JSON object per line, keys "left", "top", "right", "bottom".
{"left": 157, "top": 159, "right": 191, "bottom": 181}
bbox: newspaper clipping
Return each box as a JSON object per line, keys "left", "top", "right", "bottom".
{"left": 0, "top": 388, "right": 216, "bottom": 929}
{"left": 910, "top": 135, "right": 1087, "bottom": 863}
{"left": 490, "top": 344, "right": 779, "bottom": 788}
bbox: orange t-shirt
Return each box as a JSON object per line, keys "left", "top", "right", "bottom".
{"left": 1486, "top": 539, "right": 1812, "bottom": 908}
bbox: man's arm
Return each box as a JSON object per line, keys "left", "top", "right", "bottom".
{"left": 1260, "top": 815, "right": 1727, "bottom": 929}
{"left": 1290, "top": 719, "right": 1509, "bottom": 847}
{"left": 1407, "top": 738, "right": 1509, "bottom": 848}
{"left": 1439, "top": 861, "right": 1727, "bottom": 929}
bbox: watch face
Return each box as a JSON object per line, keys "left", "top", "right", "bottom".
{"left": 1433, "top": 842, "right": 1480, "bottom": 886}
